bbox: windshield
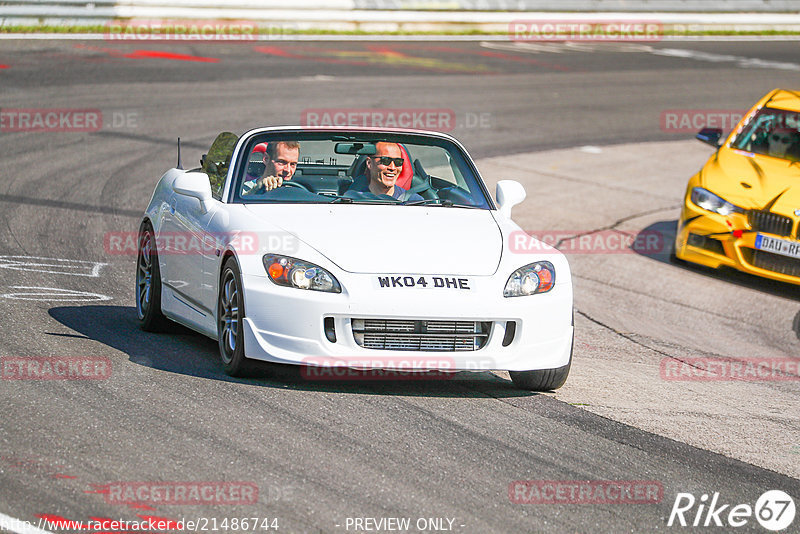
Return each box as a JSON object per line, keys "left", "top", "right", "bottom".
{"left": 731, "top": 107, "right": 800, "bottom": 162}
{"left": 231, "top": 132, "right": 492, "bottom": 209}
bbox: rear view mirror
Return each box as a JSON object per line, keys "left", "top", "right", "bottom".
{"left": 335, "top": 142, "right": 376, "bottom": 155}
{"left": 696, "top": 128, "right": 723, "bottom": 147}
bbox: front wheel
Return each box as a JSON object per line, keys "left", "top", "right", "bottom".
{"left": 218, "top": 258, "right": 251, "bottom": 376}
{"left": 509, "top": 340, "right": 573, "bottom": 391}
{"left": 136, "top": 222, "right": 169, "bottom": 332}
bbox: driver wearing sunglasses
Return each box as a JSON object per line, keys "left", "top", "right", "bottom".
{"left": 357, "top": 142, "right": 423, "bottom": 202}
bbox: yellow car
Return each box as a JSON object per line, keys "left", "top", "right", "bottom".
{"left": 675, "top": 88, "right": 800, "bottom": 284}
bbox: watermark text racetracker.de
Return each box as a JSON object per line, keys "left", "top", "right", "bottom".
{"left": 91, "top": 481, "right": 259, "bottom": 506}
{"left": 1, "top": 356, "right": 111, "bottom": 380}
{"left": 302, "top": 356, "right": 455, "bottom": 381}
{"left": 661, "top": 357, "right": 800, "bottom": 381}
{"left": 301, "top": 356, "right": 496, "bottom": 381}
{"left": 661, "top": 109, "right": 746, "bottom": 133}
{"left": 301, "top": 108, "right": 491, "bottom": 132}
{"left": 0, "top": 108, "right": 139, "bottom": 132}
{"left": 509, "top": 480, "right": 663, "bottom": 504}
{"left": 5, "top": 516, "right": 281, "bottom": 532}
{"left": 104, "top": 19, "right": 261, "bottom": 41}
{"left": 509, "top": 229, "right": 666, "bottom": 255}
{"left": 104, "top": 231, "right": 298, "bottom": 256}
{"left": 510, "top": 20, "right": 663, "bottom": 41}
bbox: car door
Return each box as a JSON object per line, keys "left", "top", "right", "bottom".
{"left": 161, "top": 132, "right": 237, "bottom": 320}
{"left": 159, "top": 177, "right": 216, "bottom": 317}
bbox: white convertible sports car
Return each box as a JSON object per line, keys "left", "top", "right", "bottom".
{"left": 136, "top": 127, "right": 573, "bottom": 390}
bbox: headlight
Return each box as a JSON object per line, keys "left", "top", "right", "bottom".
{"left": 690, "top": 187, "right": 744, "bottom": 216}
{"left": 503, "top": 261, "right": 555, "bottom": 297}
{"left": 263, "top": 254, "right": 341, "bottom": 293}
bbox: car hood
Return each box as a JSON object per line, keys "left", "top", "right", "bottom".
{"left": 704, "top": 148, "right": 800, "bottom": 215}
{"left": 243, "top": 204, "right": 503, "bottom": 275}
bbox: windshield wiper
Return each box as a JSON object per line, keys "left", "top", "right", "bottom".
{"left": 327, "top": 194, "right": 398, "bottom": 204}
{"left": 403, "top": 198, "right": 454, "bottom": 206}
{"left": 402, "top": 198, "right": 486, "bottom": 208}
{"left": 327, "top": 195, "right": 353, "bottom": 203}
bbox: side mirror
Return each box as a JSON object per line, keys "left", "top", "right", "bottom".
{"left": 173, "top": 172, "right": 213, "bottom": 214}
{"left": 496, "top": 180, "right": 526, "bottom": 219}
{"left": 696, "top": 128, "right": 723, "bottom": 147}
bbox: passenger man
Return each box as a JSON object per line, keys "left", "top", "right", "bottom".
{"left": 354, "top": 142, "right": 423, "bottom": 202}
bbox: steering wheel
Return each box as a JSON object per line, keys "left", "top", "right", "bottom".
{"left": 282, "top": 181, "right": 312, "bottom": 191}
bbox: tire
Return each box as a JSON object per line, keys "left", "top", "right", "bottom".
{"left": 136, "top": 222, "right": 170, "bottom": 332}
{"left": 509, "top": 338, "right": 573, "bottom": 391}
{"left": 218, "top": 258, "right": 252, "bottom": 376}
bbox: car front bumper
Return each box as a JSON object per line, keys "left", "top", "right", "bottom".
{"left": 675, "top": 199, "right": 800, "bottom": 285}
{"left": 239, "top": 272, "right": 574, "bottom": 372}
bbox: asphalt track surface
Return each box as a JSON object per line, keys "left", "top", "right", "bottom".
{"left": 0, "top": 39, "right": 799, "bottom": 533}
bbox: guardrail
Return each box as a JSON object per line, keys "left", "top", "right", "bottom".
{"left": 1, "top": 0, "right": 799, "bottom": 32}
{"left": 7, "top": 0, "right": 800, "bottom": 11}
{"left": 354, "top": 0, "right": 800, "bottom": 9}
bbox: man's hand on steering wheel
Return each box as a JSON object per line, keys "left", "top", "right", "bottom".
{"left": 257, "top": 175, "right": 283, "bottom": 192}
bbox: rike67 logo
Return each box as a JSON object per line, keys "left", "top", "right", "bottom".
{"left": 668, "top": 490, "right": 795, "bottom": 531}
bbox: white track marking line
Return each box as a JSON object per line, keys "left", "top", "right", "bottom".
{"left": 0, "top": 256, "right": 108, "bottom": 278}
{"left": 480, "top": 40, "right": 800, "bottom": 70}
{"left": 0, "top": 286, "right": 112, "bottom": 301}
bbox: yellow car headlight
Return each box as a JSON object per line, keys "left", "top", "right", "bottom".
{"left": 690, "top": 187, "right": 744, "bottom": 216}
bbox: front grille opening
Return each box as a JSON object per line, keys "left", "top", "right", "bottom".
{"left": 687, "top": 233, "right": 726, "bottom": 256}
{"left": 352, "top": 319, "right": 491, "bottom": 351}
{"left": 324, "top": 317, "right": 337, "bottom": 343}
{"left": 502, "top": 321, "right": 516, "bottom": 347}
{"left": 747, "top": 209, "right": 794, "bottom": 237}
{"left": 741, "top": 248, "right": 800, "bottom": 277}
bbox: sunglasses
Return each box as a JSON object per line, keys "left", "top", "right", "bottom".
{"left": 771, "top": 134, "right": 791, "bottom": 143}
{"left": 371, "top": 156, "right": 404, "bottom": 167}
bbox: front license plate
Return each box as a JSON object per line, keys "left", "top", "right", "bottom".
{"left": 754, "top": 233, "right": 800, "bottom": 260}
{"left": 374, "top": 275, "right": 472, "bottom": 290}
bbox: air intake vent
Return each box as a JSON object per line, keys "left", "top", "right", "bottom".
{"left": 747, "top": 210, "right": 793, "bottom": 237}
{"left": 742, "top": 248, "right": 800, "bottom": 277}
{"left": 352, "top": 319, "right": 491, "bottom": 352}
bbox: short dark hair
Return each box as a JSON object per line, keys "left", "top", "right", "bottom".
{"left": 266, "top": 140, "right": 300, "bottom": 160}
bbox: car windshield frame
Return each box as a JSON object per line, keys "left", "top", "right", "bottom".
{"left": 226, "top": 129, "right": 495, "bottom": 210}
{"left": 730, "top": 106, "right": 800, "bottom": 163}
